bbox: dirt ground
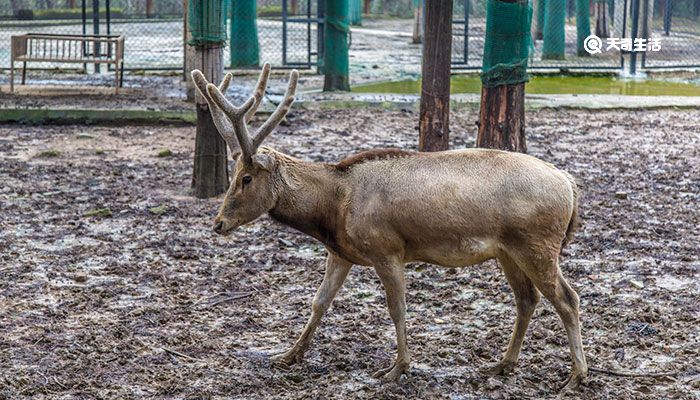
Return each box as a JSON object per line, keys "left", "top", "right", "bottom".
{"left": 0, "top": 107, "right": 698, "bottom": 399}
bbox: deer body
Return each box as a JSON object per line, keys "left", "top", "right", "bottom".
{"left": 191, "top": 66, "right": 588, "bottom": 392}
{"left": 266, "top": 147, "right": 575, "bottom": 270}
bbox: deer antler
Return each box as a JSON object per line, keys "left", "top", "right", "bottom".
{"left": 206, "top": 66, "right": 299, "bottom": 163}
{"left": 191, "top": 69, "right": 240, "bottom": 154}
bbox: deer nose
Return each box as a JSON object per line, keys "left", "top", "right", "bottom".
{"left": 213, "top": 221, "right": 224, "bottom": 235}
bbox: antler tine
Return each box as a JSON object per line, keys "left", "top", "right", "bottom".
{"left": 252, "top": 69, "right": 299, "bottom": 150}
{"left": 207, "top": 83, "right": 256, "bottom": 160}
{"left": 219, "top": 72, "right": 233, "bottom": 93}
{"left": 191, "top": 70, "right": 240, "bottom": 153}
{"left": 245, "top": 63, "right": 271, "bottom": 124}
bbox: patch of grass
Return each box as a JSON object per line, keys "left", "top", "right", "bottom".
{"left": 148, "top": 205, "right": 167, "bottom": 215}
{"left": 37, "top": 149, "right": 60, "bottom": 158}
{"left": 95, "top": 149, "right": 105, "bottom": 155}
{"left": 158, "top": 149, "right": 173, "bottom": 157}
{"left": 83, "top": 208, "right": 112, "bottom": 218}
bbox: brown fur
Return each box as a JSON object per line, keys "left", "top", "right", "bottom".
{"left": 334, "top": 148, "right": 418, "bottom": 172}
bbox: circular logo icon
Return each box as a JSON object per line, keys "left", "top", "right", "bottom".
{"left": 584, "top": 35, "right": 603, "bottom": 54}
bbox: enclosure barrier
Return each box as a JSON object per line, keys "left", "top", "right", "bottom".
{"left": 10, "top": 33, "right": 124, "bottom": 94}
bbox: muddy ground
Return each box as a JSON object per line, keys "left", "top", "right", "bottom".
{"left": 0, "top": 107, "right": 698, "bottom": 399}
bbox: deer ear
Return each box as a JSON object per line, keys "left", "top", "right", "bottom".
{"left": 253, "top": 153, "right": 274, "bottom": 171}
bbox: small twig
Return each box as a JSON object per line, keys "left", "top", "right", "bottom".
{"left": 162, "top": 347, "right": 202, "bottom": 362}
{"left": 589, "top": 366, "right": 679, "bottom": 378}
{"left": 207, "top": 292, "right": 254, "bottom": 307}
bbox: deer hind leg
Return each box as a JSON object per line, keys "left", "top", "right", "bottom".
{"left": 271, "top": 252, "right": 352, "bottom": 367}
{"left": 510, "top": 248, "right": 588, "bottom": 391}
{"left": 372, "top": 260, "right": 410, "bottom": 382}
{"left": 484, "top": 253, "right": 541, "bottom": 376}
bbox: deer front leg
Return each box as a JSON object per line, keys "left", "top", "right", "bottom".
{"left": 271, "top": 252, "right": 352, "bottom": 367}
{"left": 372, "top": 261, "right": 410, "bottom": 382}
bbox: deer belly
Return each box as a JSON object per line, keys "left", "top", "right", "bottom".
{"left": 409, "top": 238, "right": 497, "bottom": 268}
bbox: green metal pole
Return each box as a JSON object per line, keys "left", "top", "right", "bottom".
{"left": 576, "top": 0, "right": 591, "bottom": 55}
{"left": 350, "top": 0, "right": 362, "bottom": 25}
{"left": 542, "top": 0, "right": 566, "bottom": 59}
{"left": 323, "top": 0, "right": 350, "bottom": 91}
{"left": 230, "top": 0, "right": 260, "bottom": 67}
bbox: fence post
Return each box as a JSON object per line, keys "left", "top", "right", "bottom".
{"left": 629, "top": 0, "right": 640, "bottom": 74}
{"left": 663, "top": 0, "right": 671, "bottom": 35}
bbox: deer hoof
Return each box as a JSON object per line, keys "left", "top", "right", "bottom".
{"left": 482, "top": 360, "right": 517, "bottom": 376}
{"left": 558, "top": 370, "right": 586, "bottom": 393}
{"left": 270, "top": 348, "right": 304, "bottom": 368}
{"left": 372, "top": 361, "right": 409, "bottom": 382}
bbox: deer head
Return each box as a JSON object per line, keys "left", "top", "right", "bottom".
{"left": 191, "top": 64, "right": 299, "bottom": 235}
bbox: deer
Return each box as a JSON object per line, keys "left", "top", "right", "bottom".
{"left": 190, "top": 64, "right": 588, "bottom": 391}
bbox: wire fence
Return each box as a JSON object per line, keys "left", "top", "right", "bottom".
{"left": 0, "top": 0, "right": 698, "bottom": 73}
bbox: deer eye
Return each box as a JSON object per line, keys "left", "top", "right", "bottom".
{"left": 242, "top": 175, "right": 252, "bottom": 185}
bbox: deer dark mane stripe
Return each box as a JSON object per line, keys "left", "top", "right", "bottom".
{"left": 334, "top": 148, "right": 418, "bottom": 172}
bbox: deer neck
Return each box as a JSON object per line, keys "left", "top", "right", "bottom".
{"left": 268, "top": 160, "right": 348, "bottom": 253}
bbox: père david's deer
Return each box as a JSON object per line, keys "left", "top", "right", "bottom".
{"left": 191, "top": 65, "right": 588, "bottom": 391}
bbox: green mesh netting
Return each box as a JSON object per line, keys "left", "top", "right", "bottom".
{"left": 323, "top": 0, "right": 350, "bottom": 91}
{"left": 576, "top": 0, "right": 591, "bottom": 56}
{"left": 542, "top": 0, "right": 566, "bottom": 60}
{"left": 350, "top": 0, "right": 362, "bottom": 26}
{"left": 480, "top": 0, "right": 532, "bottom": 87}
{"left": 188, "top": 0, "right": 227, "bottom": 46}
{"left": 230, "top": 0, "right": 259, "bottom": 67}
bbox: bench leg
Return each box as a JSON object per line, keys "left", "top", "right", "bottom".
{"left": 10, "top": 61, "right": 14, "bottom": 93}
{"left": 21, "top": 62, "right": 27, "bottom": 85}
{"left": 120, "top": 62, "right": 124, "bottom": 88}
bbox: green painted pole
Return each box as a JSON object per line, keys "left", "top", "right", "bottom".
{"left": 542, "top": 0, "right": 566, "bottom": 60}
{"left": 323, "top": 0, "right": 350, "bottom": 91}
{"left": 230, "top": 0, "right": 260, "bottom": 67}
{"left": 350, "top": 0, "right": 362, "bottom": 25}
{"left": 535, "top": 0, "right": 545, "bottom": 40}
{"left": 576, "top": 0, "right": 591, "bottom": 55}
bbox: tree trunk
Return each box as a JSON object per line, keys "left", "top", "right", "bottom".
{"left": 323, "top": 0, "right": 350, "bottom": 91}
{"left": 477, "top": 0, "right": 530, "bottom": 153}
{"left": 146, "top": 0, "right": 155, "bottom": 18}
{"left": 412, "top": 0, "right": 422, "bottom": 44}
{"left": 418, "top": 0, "right": 452, "bottom": 152}
{"left": 595, "top": 2, "right": 610, "bottom": 37}
{"left": 184, "top": 0, "right": 195, "bottom": 100}
{"left": 68, "top": 0, "right": 76, "bottom": 8}
{"left": 364, "top": 0, "right": 372, "bottom": 14}
{"left": 291, "top": 0, "right": 299, "bottom": 14}
{"left": 477, "top": 84, "right": 527, "bottom": 152}
{"left": 10, "top": 0, "right": 20, "bottom": 14}
{"left": 192, "top": 44, "right": 228, "bottom": 198}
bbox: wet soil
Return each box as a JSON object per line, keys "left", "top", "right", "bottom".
{"left": 0, "top": 107, "right": 698, "bottom": 399}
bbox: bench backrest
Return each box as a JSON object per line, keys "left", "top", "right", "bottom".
{"left": 11, "top": 34, "right": 124, "bottom": 64}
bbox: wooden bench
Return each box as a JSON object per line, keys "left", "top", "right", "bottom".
{"left": 10, "top": 33, "right": 125, "bottom": 94}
